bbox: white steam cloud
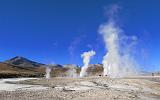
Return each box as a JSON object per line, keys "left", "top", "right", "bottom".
{"left": 67, "top": 68, "right": 78, "bottom": 78}
{"left": 80, "top": 50, "right": 96, "bottom": 77}
{"left": 45, "top": 67, "right": 51, "bottom": 79}
{"left": 99, "top": 4, "right": 138, "bottom": 77}
{"left": 64, "top": 64, "right": 79, "bottom": 78}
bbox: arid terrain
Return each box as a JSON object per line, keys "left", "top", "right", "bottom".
{"left": 0, "top": 56, "right": 81, "bottom": 78}
{"left": 0, "top": 76, "right": 160, "bottom": 100}
{"left": 0, "top": 56, "right": 160, "bottom": 100}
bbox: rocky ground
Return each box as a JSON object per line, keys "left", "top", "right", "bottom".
{"left": 0, "top": 76, "right": 160, "bottom": 100}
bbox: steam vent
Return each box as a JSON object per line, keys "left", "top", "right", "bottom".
{"left": 0, "top": 1, "right": 160, "bottom": 100}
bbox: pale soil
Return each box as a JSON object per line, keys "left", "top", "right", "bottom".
{"left": 0, "top": 76, "right": 160, "bottom": 100}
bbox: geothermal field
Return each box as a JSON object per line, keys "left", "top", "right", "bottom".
{"left": 0, "top": 76, "right": 160, "bottom": 100}
{"left": 0, "top": 1, "right": 160, "bottom": 100}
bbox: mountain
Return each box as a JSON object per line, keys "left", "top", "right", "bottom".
{"left": 63, "top": 64, "right": 79, "bottom": 69}
{"left": 0, "top": 56, "right": 47, "bottom": 78}
{"left": 0, "top": 56, "right": 104, "bottom": 78}
{"left": 0, "top": 62, "right": 45, "bottom": 78}
{"left": 5, "top": 56, "right": 45, "bottom": 68}
{"left": 0, "top": 56, "right": 77, "bottom": 78}
{"left": 87, "top": 64, "right": 103, "bottom": 76}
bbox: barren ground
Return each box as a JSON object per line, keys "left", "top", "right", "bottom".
{"left": 0, "top": 76, "right": 160, "bottom": 100}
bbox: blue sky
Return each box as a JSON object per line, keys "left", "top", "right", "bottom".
{"left": 0, "top": 0, "right": 160, "bottom": 71}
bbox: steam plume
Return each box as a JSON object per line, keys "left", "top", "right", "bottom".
{"left": 67, "top": 68, "right": 78, "bottom": 78}
{"left": 99, "top": 4, "right": 138, "bottom": 77}
{"left": 80, "top": 50, "right": 96, "bottom": 77}
{"left": 64, "top": 64, "right": 78, "bottom": 78}
{"left": 45, "top": 67, "right": 51, "bottom": 79}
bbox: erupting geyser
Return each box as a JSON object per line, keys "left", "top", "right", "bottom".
{"left": 45, "top": 67, "right": 51, "bottom": 79}
{"left": 99, "top": 4, "right": 138, "bottom": 77}
{"left": 80, "top": 50, "right": 96, "bottom": 77}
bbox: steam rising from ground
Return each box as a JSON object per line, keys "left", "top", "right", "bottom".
{"left": 99, "top": 4, "right": 138, "bottom": 77}
{"left": 80, "top": 50, "right": 96, "bottom": 77}
{"left": 45, "top": 67, "right": 51, "bottom": 79}
{"left": 67, "top": 68, "right": 78, "bottom": 78}
{"left": 64, "top": 64, "right": 79, "bottom": 78}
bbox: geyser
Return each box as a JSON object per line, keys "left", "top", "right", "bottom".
{"left": 45, "top": 67, "right": 51, "bottom": 79}
{"left": 80, "top": 50, "right": 96, "bottom": 77}
{"left": 99, "top": 5, "right": 138, "bottom": 77}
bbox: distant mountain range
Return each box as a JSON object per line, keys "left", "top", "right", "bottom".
{"left": 0, "top": 56, "right": 80, "bottom": 78}
{"left": 0, "top": 56, "right": 104, "bottom": 78}
{"left": 2, "top": 56, "right": 156, "bottom": 78}
{"left": 4, "top": 56, "right": 45, "bottom": 68}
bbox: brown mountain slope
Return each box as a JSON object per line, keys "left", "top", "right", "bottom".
{"left": 0, "top": 56, "right": 105, "bottom": 78}
{"left": 0, "top": 62, "right": 45, "bottom": 78}
{"left": 0, "top": 57, "right": 79, "bottom": 78}
{"left": 5, "top": 56, "right": 45, "bottom": 68}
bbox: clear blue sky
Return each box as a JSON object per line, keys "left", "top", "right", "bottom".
{"left": 0, "top": 0, "right": 160, "bottom": 71}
